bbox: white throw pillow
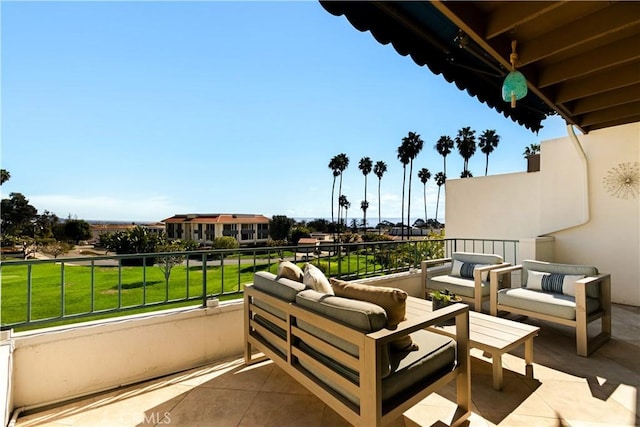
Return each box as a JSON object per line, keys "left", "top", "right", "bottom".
{"left": 526, "top": 270, "right": 585, "bottom": 296}
{"left": 303, "top": 263, "right": 334, "bottom": 295}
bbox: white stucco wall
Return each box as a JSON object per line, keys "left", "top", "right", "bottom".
{"left": 446, "top": 122, "right": 639, "bottom": 305}
{"left": 551, "top": 123, "right": 640, "bottom": 305}
{"left": 1, "top": 332, "right": 13, "bottom": 427}
{"left": 6, "top": 271, "right": 425, "bottom": 415}
{"left": 11, "top": 301, "right": 245, "bottom": 410}
{"left": 446, "top": 169, "right": 541, "bottom": 240}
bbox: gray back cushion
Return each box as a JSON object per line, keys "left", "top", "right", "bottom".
{"left": 452, "top": 252, "right": 503, "bottom": 265}
{"left": 522, "top": 260, "right": 599, "bottom": 298}
{"left": 295, "top": 289, "right": 387, "bottom": 332}
{"left": 295, "top": 289, "right": 390, "bottom": 378}
{"left": 253, "top": 271, "right": 307, "bottom": 302}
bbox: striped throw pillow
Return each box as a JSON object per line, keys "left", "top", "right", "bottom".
{"left": 451, "top": 259, "right": 489, "bottom": 281}
{"left": 526, "top": 270, "right": 585, "bottom": 296}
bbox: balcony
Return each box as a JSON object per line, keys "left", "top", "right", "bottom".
{"left": 2, "top": 240, "right": 638, "bottom": 426}
{"left": 7, "top": 302, "right": 639, "bottom": 426}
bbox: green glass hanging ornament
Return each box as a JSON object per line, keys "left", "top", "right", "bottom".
{"left": 502, "top": 40, "right": 528, "bottom": 108}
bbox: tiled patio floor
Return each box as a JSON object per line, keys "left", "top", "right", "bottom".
{"left": 15, "top": 304, "right": 639, "bottom": 427}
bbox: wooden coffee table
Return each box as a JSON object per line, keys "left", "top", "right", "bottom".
{"left": 406, "top": 297, "right": 540, "bottom": 390}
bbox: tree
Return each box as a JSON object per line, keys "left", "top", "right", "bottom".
{"left": 212, "top": 236, "right": 239, "bottom": 250}
{"left": 455, "top": 126, "right": 477, "bottom": 177}
{"left": 306, "top": 218, "right": 330, "bottom": 233}
{"left": 358, "top": 156, "right": 373, "bottom": 229}
{"left": 460, "top": 170, "right": 474, "bottom": 178}
{"left": 157, "top": 240, "right": 186, "bottom": 282}
{"left": 434, "top": 136, "right": 454, "bottom": 177}
{"left": 401, "top": 131, "right": 424, "bottom": 238}
{"left": 62, "top": 217, "right": 92, "bottom": 244}
{"left": 523, "top": 143, "right": 540, "bottom": 157}
{"left": 291, "top": 226, "right": 311, "bottom": 245}
{"left": 157, "top": 239, "right": 198, "bottom": 282}
{"left": 338, "top": 194, "right": 350, "bottom": 229}
{"left": 269, "top": 215, "right": 293, "bottom": 242}
{"left": 41, "top": 241, "right": 74, "bottom": 259}
{"left": 1, "top": 192, "right": 38, "bottom": 238}
{"left": 373, "top": 161, "right": 387, "bottom": 234}
{"left": 418, "top": 167, "right": 431, "bottom": 222}
{"left": 478, "top": 129, "right": 500, "bottom": 176}
{"left": 328, "top": 155, "right": 341, "bottom": 224}
{"left": 104, "top": 226, "right": 164, "bottom": 265}
{"left": 0, "top": 169, "right": 10, "bottom": 185}
{"left": 35, "top": 211, "right": 60, "bottom": 239}
{"left": 360, "top": 200, "right": 369, "bottom": 230}
{"left": 397, "top": 141, "right": 411, "bottom": 240}
{"left": 434, "top": 172, "right": 446, "bottom": 221}
{"left": 335, "top": 153, "right": 349, "bottom": 228}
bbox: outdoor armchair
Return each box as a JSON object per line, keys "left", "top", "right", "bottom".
{"left": 490, "top": 260, "right": 611, "bottom": 357}
{"left": 422, "top": 252, "right": 510, "bottom": 312}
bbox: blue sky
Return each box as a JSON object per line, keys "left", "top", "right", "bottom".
{"left": 1, "top": 1, "right": 568, "bottom": 224}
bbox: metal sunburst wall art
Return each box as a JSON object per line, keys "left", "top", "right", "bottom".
{"left": 602, "top": 161, "right": 640, "bottom": 200}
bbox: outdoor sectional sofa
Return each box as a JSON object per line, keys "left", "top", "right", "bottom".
{"left": 489, "top": 260, "right": 611, "bottom": 357}
{"left": 244, "top": 271, "right": 471, "bottom": 427}
{"left": 422, "top": 252, "right": 510, "bottom": 312}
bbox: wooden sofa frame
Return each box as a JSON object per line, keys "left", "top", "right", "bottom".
{"left": 422, "top": 257, "right": 510, "bottom": 312}
{"left": 244, "top": 286, "right": 471, "bottom": 427}
{"left": 489, "top": 266, "right": 612, "bottom": 357}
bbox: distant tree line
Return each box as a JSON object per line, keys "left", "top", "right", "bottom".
{"left": 1, "top": 169, "right": 93, "bottom": 258}
{"left": 326, "top": 126, "right": 501, "bottom": 239}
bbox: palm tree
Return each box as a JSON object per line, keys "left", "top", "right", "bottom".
{"left": 402, "top": 132, "right": 424, "bottom": 238}
{"left": 358, "top": 157, "right": 373, "bottom": 229}
{"left": 397, "top": 142, "right": 411, "bottom": 240}
{"left": 373, "top": 161, "right": 387, "bottom": 234}
{"left": 339, "top": 195, "right": 350, "bottom": 230}
{"left": 0, "top": 169, "right": 10, "bottom": 185}
{"left": 434, "top": 136, "right": 454, "bottom": 177}
{"left": 478, "top": 129, "right": 500, "bottom": 176}
{"left": 523, "top": 143, "right": 540, "bottom": 157}
{"left": 360, "top": 200, "right": 369, "bottom": 231}
{"left": 455, "top": 126, "right": 476, "bottom": 177}
{"left": 460, "top": 170, "right": 474, "bottom": 178}
{"left": 328, "top": 156, "right": 341, "bottom": 224}
{"left": 335, "top": 153, "right": 349, "bottom": 227}
{"left": 418, "top": 168, "right": 431, "bottom": 222}
{"left": 434, "top": 172, "right": 446, "bottom": 221}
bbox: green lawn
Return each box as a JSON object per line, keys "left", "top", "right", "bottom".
{"left": 1, "top": 253, "right": 386, "bottom": 331}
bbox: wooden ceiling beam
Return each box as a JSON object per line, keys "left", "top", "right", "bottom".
{"left": 555, "top": 62, "right": 640, "bottom": 103}
{"left": 518, "top": 2, "right": 640, "bottom": 66}
{"left": 570, "top": 84, "right": 640, "bottom": 115}
{"left": 538, "top": 36, "right": 640, "bottom": 88}
{"left": 578, "top": 102, "right": 640, "bottom": 127}
{"left": 583, "top": 114, "right": 640, "bottom": 132}
{"left": 484, "top": 1, "right": 565, "bottom": 39}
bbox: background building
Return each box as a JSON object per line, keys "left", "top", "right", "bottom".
{"left": 161, "top": 213, "right": 270, "bottom": 246}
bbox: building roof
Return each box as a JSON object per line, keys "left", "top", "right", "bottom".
{"left": 297, "top": 237, "right": 319, "bottom": 245}
{"left": 162, "top": 214, "right": 270, "bottom": 224}
{"left": 320, "top": 1, "right": 640, "bottom": 134}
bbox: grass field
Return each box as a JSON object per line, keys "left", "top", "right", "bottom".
{"left": 1, "top": 254, "right": 385, "bottom": 331}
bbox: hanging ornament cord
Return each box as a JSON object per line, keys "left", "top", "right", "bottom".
{"left": 509, "top": 40, "right": 519, "bottom": 108}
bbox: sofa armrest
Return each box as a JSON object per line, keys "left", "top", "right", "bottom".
{"left": 368, "top": 302, "right": 469, "bottom": 345}
{"left": 574, "top": 274, "right": 611, "bottom": 306}
{"left": 473, "top": 262, "right": 511, "bottom": 283}
{"left": 421, "top": 258, "right": 452, "bottom": 279}
{"left": 489, "top": 264, "right": 522, "bottom": 315}
{"left": 475, "top": 262, "right": 510, "bottom": 276}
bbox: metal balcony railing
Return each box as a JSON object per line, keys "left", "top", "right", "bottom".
{"left": 1, "top": 238, "right": 517, "bottom": 331}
